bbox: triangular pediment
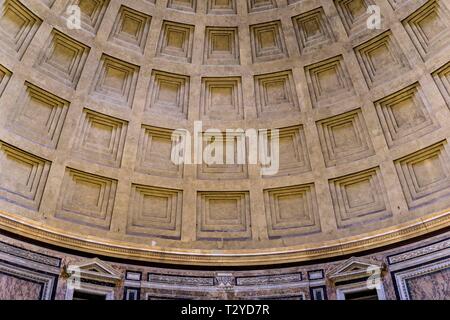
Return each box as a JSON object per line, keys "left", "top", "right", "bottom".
{"left": 327, "top": 257, "right": 383, "bottom": 283}
{"left": 67, "top": 258, "right": 121, "bottom": 283}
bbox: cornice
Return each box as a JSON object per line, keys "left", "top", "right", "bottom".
{"left": 0, "top": 208, "right": 448, "bottom": 266}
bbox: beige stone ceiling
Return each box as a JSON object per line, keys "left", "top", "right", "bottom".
{"left": 0, "top": 0, "right": 449, "bottom": 266}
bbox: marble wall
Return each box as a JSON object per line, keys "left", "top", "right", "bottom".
{"left": 0, "top": 229, "right": 448, "bottom": 300}
{"left": 406, "top": 269, "right": 450, "bottom": 300}
{"left": 0, "top": 273, "right": 42, "bottom": 300}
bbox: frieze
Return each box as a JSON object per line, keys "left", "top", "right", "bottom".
{"left": 148, "top": 274, "right": 215, "bottom": 286}
{"left": 214, "top": 273, "right": 235, "bottom": 288}
{"left": 388, "top": 239, "right": 450, "bottom": 265}
{"left": 0, "top": 240, "right": 61, "bottom": 267}
{"left": 236, "top": 273, "right": 302, "bottom": 286}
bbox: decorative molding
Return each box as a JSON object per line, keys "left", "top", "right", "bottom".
{"left": 0, "top": 240, "right": 61, "bottom": 268}
{"left": 125, "top": 271, "right": 142, "bottom": 281}
{"left": 0, "top": 260, "right": 58, "bottom": 300}
{"left": 236, "top": 273, "right": 302, "bottom": 286}
{"left": 0, "top": 239, "right": 60, "bottom": 300}
{"left": 0, "top": 207, "right": 448, "bottom": 266}
{"left": 327, "top": 256, "right": 384, "bottom": 283}
{"left": 148, "top": 273, "right": 214, "bottom": 286}
{"left": 388, "top": 238, "right": 450, "bottom": 265}
{"left": 308, "top": 270, "right": 324, "bottom": 280}
{"left": 215, "top": 273, "right": 235, "bottom": 288}
{"left": 66, "top": 258, "right": 121, "bottom": 284}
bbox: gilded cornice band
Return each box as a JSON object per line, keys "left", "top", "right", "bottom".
{"left": 0, "top": 208, "right": 448, "bottom": 266}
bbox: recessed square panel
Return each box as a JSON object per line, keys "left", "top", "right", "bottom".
{"left": 354, "top": 31, "right": 410, "bottom": 88}
{"left": 250, "top": 21, "right": 288, "bottom": 62}
{"left": 109, "top": 6, "right": 151, "bottom": 53}
{"left": 254, "top": 70, "right": 300, "bottom": 117}
{"left": 374, "top": 83, "right": 437, "bottom": 148}
{"left": 329, "top": 167, "right": 391, "bottom": 228}
{"left": 197, "top": 191, "right": 251, "bottom": 240}
{"left": 292, "top": 7, "right": 335, "bottom": 54}
{"left": 0, "top": 0, "right": 41, "bottom": 59}
{"left": 204, "top": 27, "right": 239, "bottom": 65}
{"left": 127, "top": 184, "right": 183, "bottom": 239}
{"left": 90, "top": 54, "right": 139, "bottom": 108}
{"left": 72, "top": 109, "right": 128, "bottom": 168}
{"left": 56, "top": 168, "right": 117, "bottom": 230}
{"left": 136, "top": 125, "right": 184, "bottom": 178}
{"left": 0, "top": 141, "right": 51, "bottom": 211}
{"left": 264, "top": 184, "right": 321, "bottom": 238}
{"left": 200, "top": 77, "right": 243, "bottom": 120}
{"left": 432, "top": 62, "right": 450, "bottom": 110}
{"left": 157, "top": 21, "right": 195, "bottom": 63}
{"left": 167, "top": 0, "right": 197, "bottom": 13}
{"left": 64, "top": 0, "right": 109, "bottom": 34}
{"left": 395, "top": 141, "right": 450, "bottom": 209}
{"left": 35, "top": 29, "right": 90, "bottom": 88}
{"left": 8, "top": 82, "right": 69, "bottom": 149}
{"left": 305, "top": 55, "right": 355, "bottom": 109}
{"left": 316, "top": 109, "right": 375, "bottom": 167}
{"left": 403, "top": 0, "right": 450, "bottom": 60}
{"left": 146, "top": 70, "right": 189, "bottom": 119}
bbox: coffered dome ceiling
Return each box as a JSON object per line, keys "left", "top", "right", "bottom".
{"left": 0, "top": 0, "right": 449, "bottom": 266}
